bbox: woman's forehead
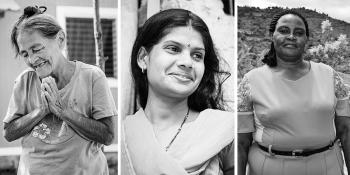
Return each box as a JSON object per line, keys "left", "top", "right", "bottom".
{"left": 276, "top": 14, "right": 306, "bottom": 28}
{"left": 159, "top": 26, "right": 205, "bottom": 47}
{"left": 17, "top": 30, "right": 47, "bottom": 50}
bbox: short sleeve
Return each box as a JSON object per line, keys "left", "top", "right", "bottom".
{"left": 3, "top": 72, "right": 30, "bottom": 123}
{"left": 92, "top": 70, "right": 117, "bottom": 120}
{"left": 237, "top": 76, "right": 255, "bottom": 133}
{"left": 334, "top": 70, "right": 350, "bottom": 117}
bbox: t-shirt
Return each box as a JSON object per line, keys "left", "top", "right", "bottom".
{"left": 238, "top": 61, "right": 350, "bottom": 150}
{"left": 4, "top": 61, "right": 117, "bottom": 175}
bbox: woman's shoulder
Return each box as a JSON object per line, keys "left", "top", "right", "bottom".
{"left": 310, "top": 61, "right": 335, "bottom": 76}
{"left": 200, "top": 109, "right": 233, "bottom": 117}
{"left": 199, "top": 109, "right": 234, "bottom": 126}
{"left": 198, "top": 109, "right": 234, "bottom": 140}
{"left": 14, "top": 68, "right": 37, "bottom": 83}
{"left": 244, "top": 65, "right": 270, "bottom": 78}
{"left": 311, "top": 61, "right": 333, "bottom": 71}
{"left": 123, "top": 109, "right": 144, "bottom": 124}
{"left": 75, "top": 61, "right": 107, "bottom": 79}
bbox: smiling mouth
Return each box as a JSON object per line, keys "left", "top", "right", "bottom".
{"left": 33, "top": 61, "right": 48, "bottom": 69}
{"left": 283, "top": 44, "right": 298, "bottom": 48}
{"left": 169, "top": 73, "right": 194, "bottom": 81}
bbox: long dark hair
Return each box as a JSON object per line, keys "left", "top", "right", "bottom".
{"left": 262, "top": 10, "right": 310, "bottom": 67}
{"left": 130, "top": 9, "right": 230, "bottom": 111}
{"left": 11, "top": 6, "right": 62, "bottom": 57}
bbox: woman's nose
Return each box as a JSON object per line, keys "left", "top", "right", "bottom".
{"left": 177, "top": 53, "right": 193, "bottom": 69}
{"left": 287, "top": 33, "right": 297, "bottom": 40}
{"left": 28, "top": 54, "right": 39, "bottom": 64}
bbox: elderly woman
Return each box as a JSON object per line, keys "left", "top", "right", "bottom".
{"left": 3, "top": 6, "right": 116, "bottom": 175}
{"left": 238, "top": 10, "right": 350, "bottom": 175}
{"left": 121, "top": 9, "right": 234, "bottom": 175}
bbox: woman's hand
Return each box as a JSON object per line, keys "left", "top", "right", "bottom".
{"left": 335, "top": 115, "right": 350, "bottom": 173}
{"left": 40, "top": 87, "right": 51, "bottom": 116}
{"left": 41, "top": 76, "right": 65, "bottom": 117}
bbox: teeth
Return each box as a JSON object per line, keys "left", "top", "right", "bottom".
{"left": 34, "top": 62, "right": 46, "bottom": 69}
{"left": 172, "top": 74, "right": 191, "bottom": 80}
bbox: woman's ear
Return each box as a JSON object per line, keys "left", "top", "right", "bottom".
{"left": 56, "top": 31, "right": 66, "bottom": 50}
{"left": 137, "top": 47, "right": 149, "bottom": 72}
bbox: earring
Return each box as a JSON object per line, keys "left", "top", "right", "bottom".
{"left": 141, "top": 67, "right": 145, "bottom": 74}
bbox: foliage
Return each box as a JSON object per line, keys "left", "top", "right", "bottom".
{"left": 238, "top": 19, "right": 350, "bottom": 79}
{"left": 304, "top": 20, "right": 350, "bottom": 74}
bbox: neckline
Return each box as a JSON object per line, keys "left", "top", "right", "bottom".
{"left": 269, "top": 61, "right": 312, "bottom": 82}
{"left": 139, "top": 108, "right": 204, "bottom": 151}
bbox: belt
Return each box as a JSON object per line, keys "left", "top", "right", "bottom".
{"left": 258, "top": 141, "right": 335, "bottom": 157}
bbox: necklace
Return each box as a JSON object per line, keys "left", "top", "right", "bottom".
{"left": 165, "top": 108, "right": 190, "bottom": 152}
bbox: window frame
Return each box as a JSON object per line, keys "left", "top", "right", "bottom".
{"left": 56, "top": 6, "right": 118, "bottom": 88}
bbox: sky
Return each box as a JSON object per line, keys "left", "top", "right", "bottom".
{"left": 236, "top": 0, "right": 350, "bottom": 23}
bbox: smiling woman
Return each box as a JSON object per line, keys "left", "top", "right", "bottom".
{"left": 121, "top": 9, "right": 234, "bottom": 175}
{"left": 3, "top": 6, "right": 117, "bottom": 175}
{"left": 139, "top": 26, "right": 205, "bottom": 99}
{"left": 238, "top": 10, "right": 350, "bottom": 175}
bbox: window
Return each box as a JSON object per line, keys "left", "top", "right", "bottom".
{"left": 56, "top": 6, "right": 117, "bottom": 78}
{"left": 66, "top": 18, "right": 115, "bottom": 77}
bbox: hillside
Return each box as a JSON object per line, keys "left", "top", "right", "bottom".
{"left": 238, "top": 6, "right": 350, "bottom": 78}
{"left": 238, "top": 6, "right": 350, "bottom": 48}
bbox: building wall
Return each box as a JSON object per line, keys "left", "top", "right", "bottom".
{"left": 0, "top": 0, "right": 117, "bottom": 148}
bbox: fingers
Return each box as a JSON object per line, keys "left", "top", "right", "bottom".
{"left": 43, "top": 90, "right": 55, "bottom": 105}
{"left": 41, "top": 92, "right": 49, "bottom": 107}
{"left": 41, "top": 82, "right": 53, "bottom": 95}
{"left": 41, "top": 76, "right": 59, "bottom": 100}
{"left": 43, "top": 76, "right": 59, "bottom": 94}
{"left": 49, "top": 77, "right": 59, "bottom": 93}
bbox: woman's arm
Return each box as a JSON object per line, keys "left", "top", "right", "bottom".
{"left": 3, "top": 107, "right": 48, "bottom": 142}
{"left": 60, "top": 109, "right": 115, "bottom": 145}
{"left": 4, "top": 92, "right": 50, "bottom": 142}
{"left": 238, "top": 132, "right": 253, "bottom": 175}
{"left": 335, "top": 116, "right": 350, "bottom": 172}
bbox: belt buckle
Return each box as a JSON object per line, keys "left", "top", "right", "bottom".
{"left": 268, "top": 145, "right": 275, "bottom": 156}
{"left": 292, "top": 149, "right": 303, "bottom": 157}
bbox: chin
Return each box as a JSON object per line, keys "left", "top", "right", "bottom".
{"left": 167, "top": 85, "right": 197, "bottom": 97}
{"left": 36, "top": 71, "right": 51, "bottom": 79}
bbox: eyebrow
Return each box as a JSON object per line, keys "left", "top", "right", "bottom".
{"left": 164, "top": 40, "right": 205, "bottom": 51}
{"left": 19, "top": 43, "right": 42, "bottom": 55}
{"left": 277, "top": 26, "right": 305, "bottom": 30}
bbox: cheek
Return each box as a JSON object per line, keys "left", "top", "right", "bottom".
{"left": 23, "top": 59, "right": 32, "bottom": 67}
{"left": 298, "top": 38, "right": 307, "bottom": 47}
{"left": 273, "top": 35, "right": 283, "bottom": 46}
{"left": 195, "top": 62, "right": 205, "bottom": 81}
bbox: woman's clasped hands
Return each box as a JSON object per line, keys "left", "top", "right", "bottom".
{"left": 40, "top": 76, "right": 66, "bottom": 117}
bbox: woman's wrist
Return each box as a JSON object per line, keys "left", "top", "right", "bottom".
{"left": 38, "top": 105, "right": 50, "bottom": 117}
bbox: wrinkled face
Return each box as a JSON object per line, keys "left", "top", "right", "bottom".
{"left": 140, "top": 26, "right": 206, "bottom": 99}
{"left": 17, "top": 30, "right": 61, "bottom": 78}
{"left": 273, "top": 14, "right": 308, "bottom": 62}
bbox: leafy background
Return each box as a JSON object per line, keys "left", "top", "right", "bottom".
{"left": 238, "top": 6, "right": 350, "bottom": 83}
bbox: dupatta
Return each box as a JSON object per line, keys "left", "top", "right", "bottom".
{"left": 121, "top": 109, "right": 234, "bottom": 175}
